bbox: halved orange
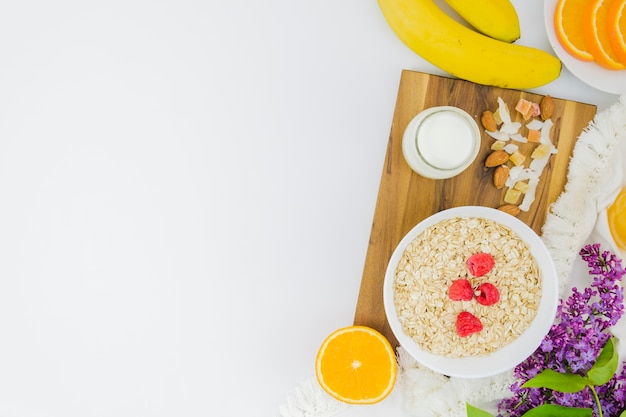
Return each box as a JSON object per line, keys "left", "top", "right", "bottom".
{"left": 554, "top": 0, "right": 595, "bottom": 61}
{"left": 608, "top": 187, "right": 626, "bottom": 250}
{"left": 315, "top": 326, "right": 397, "bottom": 404}
{"left": 585, "top": 0, "right": 626, "bottom": 69}
{"left": 607, "top": 0, "right": 626, "bottom": 64}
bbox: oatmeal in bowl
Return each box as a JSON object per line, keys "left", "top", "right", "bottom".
{"left": 383, "top": 206, "right": 558, "bottom": 378}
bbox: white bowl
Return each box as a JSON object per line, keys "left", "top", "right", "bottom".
{"left": 383, "top": 206, "right": 559, "bottom": 378}
{"left": 402, "top": 106, "right": 481, "bottom": 179}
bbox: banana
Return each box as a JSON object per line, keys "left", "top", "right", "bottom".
{"left": 378, "top": 0, "right": 561, "bottom": 89}
{"left": 443, "top": 0, "right": 520, "bottom": 42}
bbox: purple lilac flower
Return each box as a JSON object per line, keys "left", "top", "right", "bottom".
{"left": 497, "top": 244, "right": 626, "bottom": 417}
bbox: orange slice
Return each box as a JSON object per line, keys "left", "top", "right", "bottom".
{"left": 554, "top": 0, "right": 595, "bottom": 61}
{"left": 585, "top": 0, "right": 626, "bottom": 69}
{"left": 607, "top": 0, "right": 626, "bottom": 64}
{"left": 315, "top": 326, "right": 397, "bottom": 404}
{"left": 608, "top": 187, "right": 626, "bottom": 250}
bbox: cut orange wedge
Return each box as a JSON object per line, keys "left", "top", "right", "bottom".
{"left": 608, "top": 187, "right": 626, "bottom": 250}
{"left": 607, "top": 0, "right": 626, "bottom": 64}
{"left": 554, "top": 0, "right": 595, "bottom": 61}
{"left": 585, "top": 0, "right": 626, "bottom": 69}
{"left": 315, "top": 326, "right": 397, "bottom": 404}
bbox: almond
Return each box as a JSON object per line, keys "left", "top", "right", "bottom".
{"left": 540, "top": 95, "right": 554, "bottom": 120}
{"left": 485, "top": 150, "right": 509, "bottom": 167}
{"left": 493, "top": 165, "right": 509, "bottom": 189}
{"left": 497, "top": 204, "right": 520, "bottom": 216}
{"left": 481, "top": 110, "right": 498, "bottom": 132}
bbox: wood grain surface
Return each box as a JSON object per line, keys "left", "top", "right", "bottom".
{"left": 353, "top": 70, "right": 597, "bottom": 347}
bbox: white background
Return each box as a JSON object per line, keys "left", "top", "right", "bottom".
{"left": 0, "top": 1, "right": 621, "bottom": 416}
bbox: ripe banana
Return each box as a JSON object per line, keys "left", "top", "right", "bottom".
{"left": 378, "top": 0, "right": 561, "bottom": 89}
{"left": 443, "top": 0, "right": 520, "bottom": 42}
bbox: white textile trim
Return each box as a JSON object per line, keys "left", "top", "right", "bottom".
{"left": 396, "top": 347, "right": 515, "bottom": 417}
{"left": 542, "top": 94, "right": 626, "bottom": 295}
{"left": 277, "top": 377, "right": 348, "bottom": 417}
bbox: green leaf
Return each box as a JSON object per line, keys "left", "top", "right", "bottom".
{"left": 587, "top": 337, "right": 619, "bottom": 386}
{"left": 620, "top": 409, "right": 626, "bottom": 417}
{"left": 466, "top": 403, "right": 494, "bottom": 417}
{"left": 521, "top": 404, "right": 592, "bottom": 417}
{"left": 522, "top": 369, "right": 589, "bottom": 393}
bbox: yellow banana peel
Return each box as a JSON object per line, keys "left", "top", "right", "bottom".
{"left": 444, "top": 0, "right": 520, "bottom": 43}
{"left": 378, "top": 0, "right": 561, "bottom": 89}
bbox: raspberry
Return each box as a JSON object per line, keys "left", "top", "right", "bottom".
{"left": 456, "top": 311, "right": 483, "bottom": 337}
{"left": 466, "top": 252, "right": 495, "bottom": 277}
{"left": 448, "top": 278, "right": 473, "bottom": 301}
{"left": 475, "top": 283, "right": 500, "bottom": 306}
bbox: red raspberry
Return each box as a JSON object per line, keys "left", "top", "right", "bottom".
{"left": 475, "top": 283, "right": 500, "bottom": 306}
{"left": 466, "top": 252, "right": 495, "bottom": 277}
{"left": 448, "top": 278, "right": 473, "bottom": 301}
{"left": 456, "top": 311, "right": 483, "bottom": 337}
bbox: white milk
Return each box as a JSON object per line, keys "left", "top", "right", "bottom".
{"left": 416, "top": 111, "right": 475, "bottom": 170}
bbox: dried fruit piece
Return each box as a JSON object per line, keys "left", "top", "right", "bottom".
{"left": 504, "top": 188, "right": 522, "bottom": 204}
{"left": 456, "top": 311, "right": 483, "bottom": 337}
{"left": 491, "top": 140, "right": 506, "bottom": 151}
{"left": 466, "top": 252, "right": 495, "bottom": 277}
{"left": 530, "top": 102, "right": 541, "bottom": 117}
{"left": 540, "top": 95, "right": 555, "bottom": 120}
{"left": 448, "top": 278, "right": 474, "bottom": 301}
{"left": 481, "top": 110, "right": 498, "bottom": 132}
{"left": 497, "top": 204, "right": 521, "bottom": 216}
{"left": 515, "top": 98, "right": 535, "bottom": 120}
{"left": 527, "top": 129, "right": 541, "bottom": 143}
{"left": 485, "top": 150, "right": 509, "bottom": 167}
{"left": 531, "top": 143, "right": 552, "bottom": 159}
{"left": 514, "top": 181, "right": 530, "bottom": 193}
{"left": 494, "top": 165, "right": 509, "bottom": 189}
{"left": 493, "top": 108, "right": 503, "bottom": 125}
{"left": 509, "top": 151, "right": 526, "bottom": 166}
{"left": 475, "top": 283, "right": 500, "bottom": 306}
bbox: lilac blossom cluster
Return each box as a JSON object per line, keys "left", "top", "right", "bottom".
{"left": 498, "top": 243, "right": 626, "bottom": 417}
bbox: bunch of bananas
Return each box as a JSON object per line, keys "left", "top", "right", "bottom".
{"left": 378, "top": 0, "right": 562, "bottom": 89}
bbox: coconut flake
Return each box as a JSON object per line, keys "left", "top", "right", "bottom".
{"left": 503, "top": 143, "right": 519, "bottom": 154}
{"left": 510, "top": 133, "right": 527, "bottom": 143}
{"left": 512, "top": 168, "right": 535, "bottom": 183}
{"left": 501, "top": 122, "right": 522, "bottom": 134}
{"left": 519, "top": 178, "right": 540, "bottom": 212}
{"left": 505, "top": 165, "right": 526, "bottom": 188}
{"left": 529, "top": 154, "right": 551, "bottom": 173}
{"left": 540, "top": 119, "right": 554, "bottom": 144}
{"left": 526, "top": 119, "right": 544, "bottom": 130}
{"left": 497, "top": 97, "right": 512, "bottom": 124}
{"left": 485, "top": 130, "right": 510, "bottom": 141}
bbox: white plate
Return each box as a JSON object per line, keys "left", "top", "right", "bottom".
{"left": 544, "top": 0, "right": 626, "bottom": 95}
{"left": 383, "top": 206, "right": 559, "bottom": 378}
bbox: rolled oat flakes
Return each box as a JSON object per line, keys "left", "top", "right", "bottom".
{"left": 393, "top": 216, "right": 541, "bottom": 358}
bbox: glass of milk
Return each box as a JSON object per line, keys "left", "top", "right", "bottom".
{"left": 402, "top": 106, "right": 481, "bottom": 179}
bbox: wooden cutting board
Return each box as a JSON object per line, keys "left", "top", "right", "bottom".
{"left": 353, "top": 70, "right": 597, "bottom": 347}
